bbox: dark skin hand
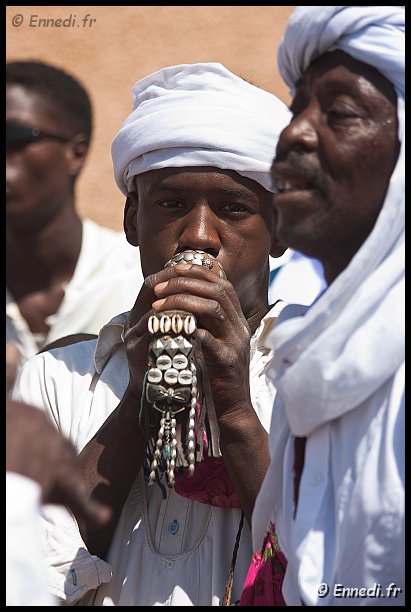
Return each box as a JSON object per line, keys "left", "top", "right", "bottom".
{"left": 75, "top": 262, "right": 270, "bottom": 558}
{"left": 150, "top": 263, "right": 271, "bottom": 526}
{"left": 6, "top": 399, "right": 111, "bottom": 526}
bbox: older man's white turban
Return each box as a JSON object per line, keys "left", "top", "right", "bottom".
{"left": 111, "top": 62, "right": 291, "bottom": 195}
{"left": 278, "top": 6, "right": 405, "bottom": 98}
{"left": 253, "top": 6, "right": 405, "bottom": 588}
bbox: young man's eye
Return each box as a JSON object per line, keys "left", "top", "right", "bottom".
{"left": 221, "top": 203, "right": 250, "bottom": 213}
{"left": 158, "top": 200, "right": 183, "bottom": 208}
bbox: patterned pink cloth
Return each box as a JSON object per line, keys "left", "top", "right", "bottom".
{"left": 174, "top": 448, "right": 240, "bottom": 507}
{"left": 238, "top": 523, "right": 287, "bottom": 606}
{"left": 174, "top": 409, "right": 241, "bottom": 507}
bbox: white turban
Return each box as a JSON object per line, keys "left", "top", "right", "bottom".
{"left": 253, "top": 4, "right": 405, "bottom": 552}
{"left": 278, "top": 6, "right": 405, "bottom": 98}
{"left": 111, "top": 62, "right": 291, "bottom": 195}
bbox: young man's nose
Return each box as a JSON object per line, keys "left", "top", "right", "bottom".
{"left": 177, "top": 205, "right": 221, "bottom": 256}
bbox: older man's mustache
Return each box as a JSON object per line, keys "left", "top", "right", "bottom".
{"left": 273, "top": 150, "right": 327, "bottom": 196}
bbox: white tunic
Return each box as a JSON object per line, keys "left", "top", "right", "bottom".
{"left": 6, "top": 473, "right": 57, "bottom": 606}
{"left": 12, "top": 303, "right": 283, "bottom": 606}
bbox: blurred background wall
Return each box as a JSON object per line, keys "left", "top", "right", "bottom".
{"left": 7, "top": 6, "right": 294, "bottom": 231}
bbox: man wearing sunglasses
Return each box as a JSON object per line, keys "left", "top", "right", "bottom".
{"left": 7, "top": 123, "right": 72, "bottom": 147}
{"left": 6, "top": 61, "right": 144, "bottom": 390}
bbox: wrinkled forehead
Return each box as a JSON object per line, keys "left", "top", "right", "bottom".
{"left": 296, "top": 50, "right": 397, "bottom": 106}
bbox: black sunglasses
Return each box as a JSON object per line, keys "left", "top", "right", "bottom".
{"left": 6, "top": 123, "right": 71, "bottom": 147}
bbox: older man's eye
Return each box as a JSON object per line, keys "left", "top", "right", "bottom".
{"left": 325, "top": 96, "right": 362, "bottom": 120}
{"left": 327, "top": 107, "right": 356, "bottom": 119}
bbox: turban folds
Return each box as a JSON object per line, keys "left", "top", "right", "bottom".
{"left": 277, "top": 6, "right": 405, "bottom": 99}
{"left": 111, "top": 62, "right": 291, "bottom": 195}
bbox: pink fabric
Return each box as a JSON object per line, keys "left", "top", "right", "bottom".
{"left": 238, "top": 523, "right": 287, "bottom": 606}
{"left": 174, "top": 448, "right": 240, "bottom": 507}
{"left": 174, "top": 403, "right": 240, "bottom": 507}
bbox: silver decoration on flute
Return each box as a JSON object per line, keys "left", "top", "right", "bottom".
{"left": 164, "top": 249, "right": 227, "bottom": 279}
{"left": 140, "top": 250, "right": 226, "bottom": 488}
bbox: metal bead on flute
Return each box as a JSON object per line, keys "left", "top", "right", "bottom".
{"left": 141, "top": 250, "right": 226, "bottom": 488}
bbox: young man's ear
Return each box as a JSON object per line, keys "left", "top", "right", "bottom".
{"left": 123, "top": 193, "right": 139, "bottom": 246}
{"left": 269, "top": 207, "right": 287, "bottom": 258}
{"left": 269, "top": 237, "right": 287, "bottom": 259}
